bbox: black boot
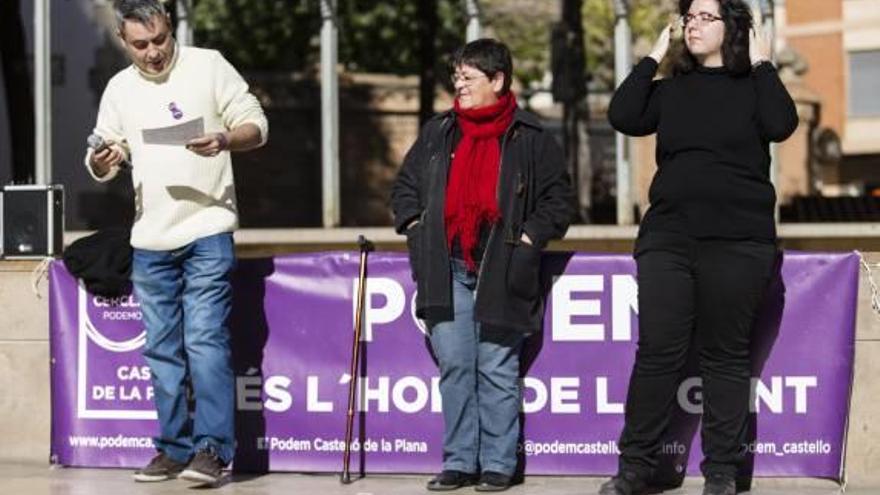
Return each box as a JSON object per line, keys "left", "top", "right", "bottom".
{"left": 702, "top": 473, "right": 736, "bottom": 495}
{"left": 426, "top": 470, "right": 478, "bottom": 491}
{"left": 475, "top": 471, "right": 512, "bottom": 492}
{"left": 597, "top": 471, "right": 647, "bottom": 495}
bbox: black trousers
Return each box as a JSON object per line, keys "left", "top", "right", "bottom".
{"left": 618, "top": 232, "right": 777, "bottom": 479}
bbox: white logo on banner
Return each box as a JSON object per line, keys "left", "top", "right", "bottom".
{"left": 76, "top": 282, "right": 155, "bottom": 420}
{"left": 410, "top": 291, "right": 427, "bottom": 335}
{"left": 551, "top": 274, "right": 639, "bottom": 342}
{"left": 352, "top": 277, "right": 410, "bottom": 342}
{"left": 350, "top": 274, "right": 641, "bottom": 342}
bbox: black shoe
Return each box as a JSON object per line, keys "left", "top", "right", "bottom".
{"left": 702, "top": 473, "right": 736, "bottom": 495}
{"left": 132, "top": 451, "right": 187, "bottom": 482}
{"left": 474, "top": 471, "right": 512, "bottom": 492}
{"left": 426, "top": 470, "right": 478, "bottom": 491}
{"left": 179, "top": 449, "right": 226, "bottom": 485}
{"left": 598, "top": 471, "right": 647, "bottom": 495}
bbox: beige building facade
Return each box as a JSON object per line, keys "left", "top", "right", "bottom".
{"left": 777, "top": 0, "right": 880, "bottom": 192}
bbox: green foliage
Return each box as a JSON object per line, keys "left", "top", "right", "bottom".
{"left": 190, "top": 0, "right": 674, "bottom": 90}
{"left": 583, "top": 0, "right": 615, "bottom": 90}
{"left": 481, "top": 0, "right": 556, "bottom": 89}
{"left": 339, "top": 0, "right": 464, "bottom": 75}
{"left": 192, "top": 0, "right": 319, "bottom": 71}
{"left": 584, "top": 0, "right": 676, "bottom": 90}
{"left": 339, "top": 1, "right": 420, "bottom": 74}
{"left": 479, "top": 0, "right": 675, "bottom": 92}
{"left": 192, "top": 0, "right": 465, "bottom": 74}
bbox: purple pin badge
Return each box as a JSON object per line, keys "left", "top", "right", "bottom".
{"left": 168, "top": 102, "right": 183, "bottom": 120}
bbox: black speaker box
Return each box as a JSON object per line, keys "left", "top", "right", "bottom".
{"left": 1, "top": 184, "right": 64, "bottom": 258}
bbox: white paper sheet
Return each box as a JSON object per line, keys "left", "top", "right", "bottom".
{"left": 141, "top": 117, "right": 205, "bottom": 146}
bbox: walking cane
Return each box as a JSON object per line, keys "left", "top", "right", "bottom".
{"left": 341, "top": 235, "right": 374, "bottom": 484}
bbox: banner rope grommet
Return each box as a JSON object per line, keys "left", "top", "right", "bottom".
{"left": 31, "top": 256, "right": 53, "bottom": 299}
{"left": 857, "top": 250, "right": 880, "bottom": 319}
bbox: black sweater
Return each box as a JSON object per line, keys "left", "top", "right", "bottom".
{"left": 608, "top": 58, "right": 798, "bottom": 242}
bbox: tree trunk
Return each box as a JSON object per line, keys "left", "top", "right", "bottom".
{"left": 0, "top": 0, "right": 36, "bottom": 183}
{"left": 554, "top": 0, "right": 589, "bottom": 221}
{"left": 417, "top": 0, "right": 438, "bottom": 127}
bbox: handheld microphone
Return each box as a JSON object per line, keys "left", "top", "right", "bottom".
{"left": 87, "top": 134, "right": 132, "bottom": 171}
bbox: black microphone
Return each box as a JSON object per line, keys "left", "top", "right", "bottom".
{"left": 87, "top": 134, "right": 132, "bottom": 171}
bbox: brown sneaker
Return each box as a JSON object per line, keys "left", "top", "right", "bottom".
{"left": 132, "top": 452, "right": 187, "bottom": 482}
{"left": 179, "top": 449, "right": 226, "bottom": 485}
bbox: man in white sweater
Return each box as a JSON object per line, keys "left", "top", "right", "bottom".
{"left": 85, "top": 0, "right": 267, "bottom": 485}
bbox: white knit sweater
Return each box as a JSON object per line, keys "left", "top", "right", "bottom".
{"left": 85, "top": 45, "right": 268, "bottom": 251}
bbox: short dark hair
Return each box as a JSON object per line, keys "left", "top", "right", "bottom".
{"left": 450, "top": 39, "right": 514, "bottom": 94}
{"left": 672, "top": 0, "right": 753, "bottom": 76}
{"left": 113, "top": 0, "right": 167, "bottom": 33}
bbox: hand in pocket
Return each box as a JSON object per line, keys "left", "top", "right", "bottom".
{"left": 507, "top": 243, "right": 541, "bottom": 299}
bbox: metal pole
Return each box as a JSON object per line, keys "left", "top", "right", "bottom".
{"left": 465, "top": 0, "right": 481, "bottom": 42}
{"left": 613, "top": 0, "right": 632, "bottom": 224}
{"left": 176, "top": 0, "right": 193, "bottom": 46}
{"left": 321, "top": 0, "right": 340, "bottom": 227}
{"left": 34, "top": 0, "right": 52, "bottom": 185}
{"left": 759, "top": 0, "right": 779, "bottom": 221}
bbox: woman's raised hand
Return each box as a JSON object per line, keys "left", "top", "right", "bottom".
{"left": 749, "top": 9, "right": 772, "bottom": 65}
{"left": 649, "top": 22, "right": 674, "bottom": 64}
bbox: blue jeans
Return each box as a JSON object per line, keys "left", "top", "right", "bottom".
{"left": 429, "top": 259, "right": 525, "bottom": 476}
{"left": 131, "top": 232, "right": 236, "bottom": 464}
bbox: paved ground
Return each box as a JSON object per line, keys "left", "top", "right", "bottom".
{"left": 0, "top": 462, "right": 865, "bottom": 494}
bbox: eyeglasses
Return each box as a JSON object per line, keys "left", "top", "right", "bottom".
{"left": 681, "top": 12, "right": 723, "bottom": 26}
{"left": 451, "top": 72, "right": 488, "bottom": 86}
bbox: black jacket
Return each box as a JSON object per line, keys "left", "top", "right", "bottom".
{"left": 391, "top": 107, "right": 574, "bottom": 333}
{"left": 63, "top": 228, "right": 132, "bottom": 297}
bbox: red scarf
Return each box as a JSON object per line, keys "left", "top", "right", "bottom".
{"left": 445, "top": 92, "right": 517, "bottom": 271}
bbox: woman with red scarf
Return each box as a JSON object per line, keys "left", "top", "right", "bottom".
{"left": 392, "top": 39, "right": 574, "bottom": 492}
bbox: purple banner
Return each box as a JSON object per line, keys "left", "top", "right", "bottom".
{"left": 49, "top": 251, "right": 858, "bottom": 479}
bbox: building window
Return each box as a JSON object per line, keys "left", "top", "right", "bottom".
{"left": 849, "top": 50, "right": 880, "bottom": 118}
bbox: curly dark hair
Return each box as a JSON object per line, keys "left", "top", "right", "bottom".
{"left": 671, "top": 0, "right": 753, "bottom": 76}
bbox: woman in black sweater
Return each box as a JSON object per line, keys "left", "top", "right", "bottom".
{"left": 600, "top": 1, "right": 797, "bottom": 495}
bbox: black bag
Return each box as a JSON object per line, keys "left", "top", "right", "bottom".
{"left": 62, "top": 228, "right": 132, "bottom": 297}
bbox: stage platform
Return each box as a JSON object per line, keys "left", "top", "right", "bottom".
{"left": 0, "top": 461, "right": 864, "bottom": 494}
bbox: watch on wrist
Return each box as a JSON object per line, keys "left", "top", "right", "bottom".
{"left": 216, "top": 132, "right": 229, "bottom": 151}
